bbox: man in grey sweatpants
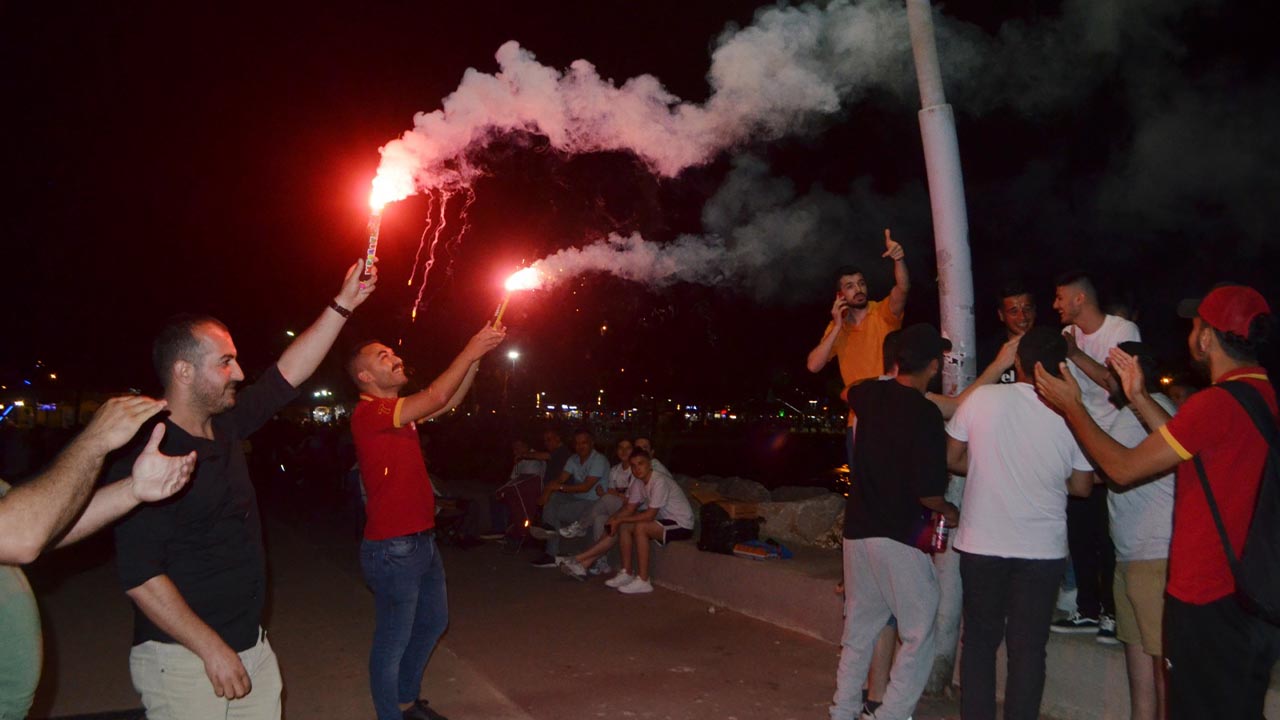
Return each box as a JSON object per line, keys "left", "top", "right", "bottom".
{"left": 831, "top": 324, "right": 959, "bottom": 720}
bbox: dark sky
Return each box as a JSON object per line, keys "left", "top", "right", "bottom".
{"left": 3, "top": 1, "right": 1277, "bottom": 408}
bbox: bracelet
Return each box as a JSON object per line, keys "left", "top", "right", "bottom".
{"left": 328, "top": 300, "right": 353, "bottom": 319}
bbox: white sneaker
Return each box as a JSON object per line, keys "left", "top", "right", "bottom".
{"left": 604, "top": 571, "right": 635, "bottom": 588}
{"left": 527, "top": 523, "right": 556, "bottom": 541}
{"left": 589, "top": 558, "right": 612, "bottom": 576}
{"left": 618, "top": 578, "right": 654, "bottom": 594}
{"left": 558, "top": 520, "right": 587, "bottom": 538}
{"left": 559, "top": 558, "right": 588, "bottom": 581}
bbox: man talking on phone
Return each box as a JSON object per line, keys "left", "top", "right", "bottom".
{"left": 807, "top": 229, "right": 910, "bottom": 451}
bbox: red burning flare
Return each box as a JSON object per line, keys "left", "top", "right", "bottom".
{"left": 493, "top": 267, "right": 542, "bottom": 326}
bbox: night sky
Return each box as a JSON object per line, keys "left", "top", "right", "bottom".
{"left": 3, "top": 1, "right": 1277, "bottom": 409}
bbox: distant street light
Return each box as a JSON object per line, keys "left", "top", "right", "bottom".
{"left": 504, "top": 350, "right": 520, "bottom": 407}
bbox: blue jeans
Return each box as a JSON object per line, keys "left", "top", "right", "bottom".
{"left": 360, "top": 532, "right": 448, "bottom": 720}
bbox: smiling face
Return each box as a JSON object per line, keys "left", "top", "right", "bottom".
{"left": 353, "top": 343, "right": 408, "bottom": 393}
{"left": 615, "top": 439, "right": 633, "bottom": 463}
{"left": 1052, "top": 284, "right": 1084, "bottom": 325}
{"left": 998, "top": 293, "right": 1036, "bottom": 336}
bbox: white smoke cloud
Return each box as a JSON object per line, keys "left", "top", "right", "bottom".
{"left": 527, "top": 156, "right": 931, "bottom": 303}
{"left": 372, "top": 0, "right": 916, "bottom": 202}
{"left": 375, "top": 0, "right": 1271, "bottom": 301}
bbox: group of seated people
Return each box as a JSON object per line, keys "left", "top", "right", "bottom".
{"left": 518, "top": 429, "right": 694, "bottom": 594}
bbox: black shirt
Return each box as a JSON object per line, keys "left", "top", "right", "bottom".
{"left": 843, "top": 379, "right": 949, "bottom": 546}
{"left": 977, "top": 333, "right": 1018, "bottom": 385}
{"left": 109, "top": 366, "right": 297, "bottom": 652}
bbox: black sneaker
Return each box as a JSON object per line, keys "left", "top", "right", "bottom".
{"left": 403, "top": 698, "right": 449, "bottom": 720}
{"left": 530, "top": 553, "right": 558, "bottom": 568}
{"left": 1050, "top": 611, "right": 1099, "bottom": 633}
{"left": 1096, "top": 613, "right": 1119, "bottom": 645}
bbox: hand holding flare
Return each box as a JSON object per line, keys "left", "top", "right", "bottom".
{"left": 493, "top": 267, "right": 541, "bottom": 327}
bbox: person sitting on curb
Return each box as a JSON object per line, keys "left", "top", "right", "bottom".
{"left": 527, "top": 428, "right": 609, "bottom": 567}
{"left": 559, "top": 448, "right": 693, "bottom": 594}
{"left": 558, "top": 438, "right": 634, "bottom": 576}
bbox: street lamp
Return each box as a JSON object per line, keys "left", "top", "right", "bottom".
{"left": 504, "top": 350, "right": 521, "bottom": 408}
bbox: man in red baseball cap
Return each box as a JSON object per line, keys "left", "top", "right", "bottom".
{"left": 1035, "top": 284, "right": 1276, "bottom": 719}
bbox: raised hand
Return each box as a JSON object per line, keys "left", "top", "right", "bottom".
{"left": 881, "top": 228, "right": 905, "bottom": 262}
{"left": 82, "top": 396, "right": 168, "bottom": 454}
{"left": 129, "top": 423, "right": 197, "bottom": 503}
{"left": 1034, "top": 361, "right": 1084, "bottom": 414}
{"left": 337, "top": 258, "right": 378, "bottom": 311}
{"left": 1108, "top": 347, "right": 1147, "bottom": 405}
{"left": 993, "top": 336, "right": 1021, "bottom": 373}
{"left": 463, "top": 323, "right": 507, "bottom": 362}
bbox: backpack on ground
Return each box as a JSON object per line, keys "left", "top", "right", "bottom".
{"left": 697, "top": 502, "right": 762, "bottom": 554}
{"left": 1192, "top": 380, "right": 1280, "bottom": 625}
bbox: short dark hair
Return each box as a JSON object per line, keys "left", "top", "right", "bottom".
{"left": 572, "top": 427, "right": 593, "bottom": 440}
{"left": 998, "top": 281, "right": 1032, "bottom": 303}
{"left": 152, "top": 314, "right": 228, "bottom": 389}
{"left": 633, "top": 435, "right": 653, "bottom": 449}
{"left": 1213, "top": 315, "right": 1271, "bottom": 363}
{"left": 835, "top": 265, "right": 864, "bottom": 287}
{"left": 345, "top": 339, "right": 381, "bottom": 383}
{"left": 881, "top": 330, "right": 903, "bottom": 372}
{"left": 1054, "top": 271, "right": 1097, "bottom": 302}
{"left": 629, "top": 448, "right": 652, "bottom": 462}
{"left": 1016, "top": 326, "right": 1068, "bottom": 379}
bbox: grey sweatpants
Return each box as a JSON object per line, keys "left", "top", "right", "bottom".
{"left": 830, "top": 537, "right": 939, "bottom": 720}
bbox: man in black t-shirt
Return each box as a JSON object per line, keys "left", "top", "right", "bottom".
{"left": 977, "top": 281, "right": 1036, "bottom": 386}
{"left": 108, "top": 262, "right": 376, "bottom": 718}
{"left": 830, "top": 323, "right": 959, "bottom": 720}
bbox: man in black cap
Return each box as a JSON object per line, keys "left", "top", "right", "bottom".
{"left": 830, "top": 323, "right": 958, "bottom": 720}
{"left": 1036, "top": 284, "right": 1277, "bottom": 719}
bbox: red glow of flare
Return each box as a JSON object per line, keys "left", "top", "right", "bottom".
{"left": 504, "top": 267, "right": 541, "bottom": 292}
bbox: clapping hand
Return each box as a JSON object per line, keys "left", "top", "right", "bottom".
{"left": 1107, "top": 347, "right": 1147, "bottom": 405}
{"left": 129, "top": 423, "right": 197, "bottom": 503}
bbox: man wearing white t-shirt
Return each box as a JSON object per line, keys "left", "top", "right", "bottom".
{"left": 1052, "top": 272, "right": 1141, "bottom": 639}
{"left": 1105, "top": 342, "right": 1176, "bottom": 720}
{"left": 559, "top": 449, "right": 693, "bottom": 594}
{"left": 946, "top": 327, "right": 1095, "bottom": 720}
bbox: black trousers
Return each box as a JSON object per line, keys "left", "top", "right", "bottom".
{"left": 1066, "top": 483, "right": 1115, "bottom": 618}
{"left": 959, "top": 552, "right": 1066, "bottom": 720}
{"left": 1165, "top": 594, "right": 1280, "bottom": 720}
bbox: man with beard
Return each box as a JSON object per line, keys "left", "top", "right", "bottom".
{"left": 1050, "top": 271, "right": 1140, "bottom": 641}
{"left": 107, "top": 262, "right": 376, "bottom": 719}
{"left": 1035, "top": 284, "right": 1276, "bottom": 719}
{"left": 806, "top": 230, "right": 909, "bottom": 461}
{"left": 347, "top": 325, "right": 506, "bottom": 720}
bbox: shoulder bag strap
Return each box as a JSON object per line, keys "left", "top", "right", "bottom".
{"left": 1191, "top": 380, "right": 1279, "bottom": 572}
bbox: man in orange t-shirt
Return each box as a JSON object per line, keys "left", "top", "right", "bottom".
{"left": 806, "top": 230, "right": 909, "bottom": 440}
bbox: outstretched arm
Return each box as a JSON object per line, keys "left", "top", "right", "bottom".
{"left": 929, "top": 336, "right": 1020, "bottom": 419}
{"left": 277, "top": 261, "right": 377, "bottom": 387}
{"left": 399, "top": 325, "right": 506, "bottom": 425}
{"left": 424, "top": 361, "right": 480, "bottom": 421}
{"left": 56, "top": 424, "right": 195, "bottom": 548}
{"left": 0, "top": 396, "right": 167, "bottom": 565}
{"left": 1035, "top": 362, "right": 1181, "bottom": 485}
{"left": 883, "top": 229, "right": 909, "bottom": 318}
